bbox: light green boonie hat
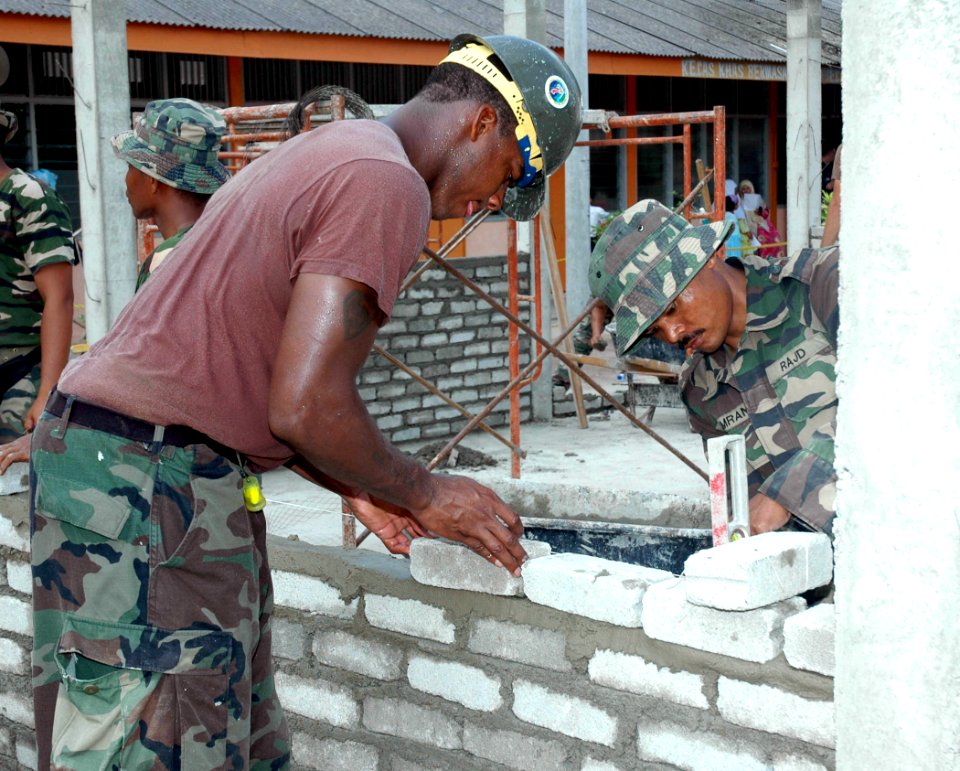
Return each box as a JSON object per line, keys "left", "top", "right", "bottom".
{"left": 588, "top": 199, "right": 733, "bottom": 357}
{"left": 111, "top": 98, "right": 229, "bottom": 194}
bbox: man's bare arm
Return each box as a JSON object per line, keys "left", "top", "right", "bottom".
{"left": 269, "top": 274, "right": 526, "bottom": 572}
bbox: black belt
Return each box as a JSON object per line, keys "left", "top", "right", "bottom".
{"left": 47, "top": 390, "right": 240, "bottom": 461}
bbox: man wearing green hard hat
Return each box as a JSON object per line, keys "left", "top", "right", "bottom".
{"left": 29, "top": 35, "right": 582, "bottom": 768}
{"left": 591, "top": 199, "right": 839, "bottom": 538}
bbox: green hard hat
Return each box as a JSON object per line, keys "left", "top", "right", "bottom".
{"left": 446, "top": 34, "right": 582, "bottom": 221}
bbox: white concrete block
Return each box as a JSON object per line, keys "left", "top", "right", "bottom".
{"left": 717, "top": 677, "right": 835, "bottom": 749}
{"left": 641, "top": 578, "right": 805, "bottom": 663}
{"left": 772, "top": 756, "right": 829, "bottom": 771}
{"left": 291, "top": 732, "right": 378, "bottom": 771}
{"left": 523, "top": 553, "right": 672, "bottom": 627}
{"left": 0, "top": 515, "right": 29, "bottom": 552}
{"left": 467, "top": 617, "right": 571, "bottom": 671}
{"left": 15, "top": 735, "right": 37, "bottom": 770}
{"left": 410, "top": 538, "right": 550, "bottom": 596}
{"left": 0, "top": 689, "right": 33, "bottom": 727}
{"left": 270, "top": 618, "right": 305, "bottom": 660}
{"left": 274, "top": 672, "right": 358, "bottom": 729}
{"left": 362, "top": 697, "right": 461, "bottom": 750}
{"left": 784, "top": 602, "right": 835, "bottom": 677}
{"left": 364, "top": 594, "right": 455, "bottom": 644}
{"left": 0, "top": 595, "right": 31, "bottom": 636}
{"left": 581, "top": 759, "right": 622, "bottom": 771}
{"left": 0, "top": 638, "right": 28, "bottom": 674}
{"left": 271, "top": 570, "right": 358, "bottom": 619}
{"left": 407, "top": 654, "right": 502, "bottom": 712}
{"left": 588, "top": 648, "right": 708, "bottom": 710}
{"left": 463, "top": 722, "right": 572, "bottom": 770}
{"left": 5, "top": 560, "right": 32, "bottom": 594}
{"left": 391, "top": 760, "right": 444, "bottom": 771}
{"left": 636, "top": 719, "right": 770, "bottom": 771}
{"left": 313, "top": 629, "right": 403, "bottom": 680}
{"left": 0, "top": 464, "right": 28, "bottom": 495}
{"left": 684, "top": 532, "right": 834, "bottom": 610}
{"left": 512, "top": 679, "right": 618, "bottom": 747}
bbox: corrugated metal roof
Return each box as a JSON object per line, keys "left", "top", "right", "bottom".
{"left": 4, "top": 0, "right": 841, "bottom": 65}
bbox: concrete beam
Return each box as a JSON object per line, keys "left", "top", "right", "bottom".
{"left": 835, "top": 1, "right": 960, "bottom": 767}
{"left": 504, "top": 0, "right": 554, "bottom": 422}
{"left": 563, "top": 0, "right": 591, "bottom": 322}
{"left": 70, "top": 0, "right": 136, "bottom": 342}
{"left": 785, "top": 0, "right": 822, "bottom": 253}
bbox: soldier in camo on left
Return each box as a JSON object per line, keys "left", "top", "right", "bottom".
{"left": 591, "top": 199, "right": 839, "bottom": 537}
{"left": 0, "top": 109, "right": 77, "bottom": 445}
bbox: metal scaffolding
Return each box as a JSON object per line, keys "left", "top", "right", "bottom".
{"left": 134, "top": 96, "right": 728, "bottom": 549}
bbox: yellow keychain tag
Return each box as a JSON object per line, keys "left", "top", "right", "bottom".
{"left": 242, "top": 475, "right": 266, "bottom": 512}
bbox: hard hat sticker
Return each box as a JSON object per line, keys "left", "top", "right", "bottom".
{"left": 545, "top": 76, "right": 570, "bottom": 109}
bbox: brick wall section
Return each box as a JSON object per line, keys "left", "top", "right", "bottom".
{"left": 361, "top": 258, "right": 532, "bottom": 444}
{"left": 0, "top": 498, "right": 836, "bottom": 770}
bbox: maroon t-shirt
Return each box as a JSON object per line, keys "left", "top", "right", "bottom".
{"left": 61, "top": 120, "right": 430, "bottom": 468}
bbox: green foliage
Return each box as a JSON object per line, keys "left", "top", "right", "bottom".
{"left": 821, "top": 190, "right": 833, "bottom": 224}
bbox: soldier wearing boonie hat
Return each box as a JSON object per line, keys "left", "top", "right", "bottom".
{"left": 589, "top": 199, "right": 734, "bottom": 358}
{"left": 111, "top": 98, "right": 229, "bottom": 288}
{"left": 112, "top": 97, "right": 228, "bottom": 194}
{"left": 590, "top": 199, "right": 840, "bottom": 539}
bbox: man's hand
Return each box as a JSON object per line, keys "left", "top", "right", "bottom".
{"left": 410, "top": 475, "right": 526, "bottom": 575}
{"left": 345, "top": 491, "right": 430, "bottom": 556}
{"left": 0, "top": 434, "right": 30, "bottom": 474}
{"left": 23, "top": 399, "right": 44, "bottom": 433}
{"left": 749, "top": 493, "right": 790, "bottom": 534}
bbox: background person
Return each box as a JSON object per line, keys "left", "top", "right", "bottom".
{"left": 590, "top": 199, "right": 838, "bottom": 537}
{"left": 29, "top": 34, "right": 582, "bottom": 768}
{"left": 0, "top": 98, "right": 230, "bottom": 472}
{"left": 114, "top": 97, "right": 230, "bottom": 289}
{"left": 822, "top": 143, "right": 843, "bottom": 247}
{"left": 0, "top": 109, "right": 77, "bottom": 447}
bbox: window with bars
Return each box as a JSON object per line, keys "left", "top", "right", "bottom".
{"left": 243, "top": 58, "right": 298, "bottom": 103}
{"left": 167, "top": 54, "right": 226, "bottom": 103}
{"left": 32, "top": 46, "right": 74, "bottom": 97}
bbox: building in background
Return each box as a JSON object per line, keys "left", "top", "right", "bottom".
{"left": 0, "top": 1, "right": 841, "bottom": 258}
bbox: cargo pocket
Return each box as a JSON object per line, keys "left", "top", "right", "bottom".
{"left": 32, "top": 426, "right": 157, "bottom": 541}
{"left": 51, "top": 615, "right": 234, "bottom": 770}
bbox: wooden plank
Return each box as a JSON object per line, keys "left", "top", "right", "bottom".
{"left": 566, "top": 353, "right": 679, "bottom": 383}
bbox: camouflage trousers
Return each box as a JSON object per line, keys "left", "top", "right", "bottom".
{"left": 0, "top": 360, "right": 39, "bottom": 443}
{"left": 30, "top": 400, "right": 290, "bottom": 770}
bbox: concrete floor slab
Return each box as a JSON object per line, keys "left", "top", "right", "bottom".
{"left": 262, "top": 407, "right": 710, "bottom": 553}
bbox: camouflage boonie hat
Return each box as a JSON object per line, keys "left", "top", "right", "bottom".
{"left": 588, "top": 199, "right": 734, "bottom": 356}
{"left": 111, "top": 98, "right": 228, "bottom": 194}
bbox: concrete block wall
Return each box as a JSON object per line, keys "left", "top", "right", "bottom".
{"left": 361, "top": 257, "right": 532, "bottom": 444}
{"left": 0, "top": 497, "right": 837, "bottom": 770}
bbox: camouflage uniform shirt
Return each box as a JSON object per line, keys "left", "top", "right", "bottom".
{"left": 135, "top": 225, "right": 190, "bottom": 291}
{"left": 0, "top": 169, "right": 77, "bottom": 347}
{"left": 680, "top": 246, "right": 839, "bottom": 531}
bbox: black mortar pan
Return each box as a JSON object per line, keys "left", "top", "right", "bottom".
{"left": 522, "top": 517, "right": 712, "bottom": 575}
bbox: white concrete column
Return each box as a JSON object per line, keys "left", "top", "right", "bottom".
{"left": 505, "top": 0, "right": 553, "bottom": 421}
{"left": 71, "top": 0, "right": 136, "bottom": 343}
{"left": 563, "top": 0, "right": 590, "bottom": 321}
{"left": 835, "top": 1, "right": 960, "bottom": 768}
{"left": 785, "top": 0, "right": 821, "bottom": 253}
